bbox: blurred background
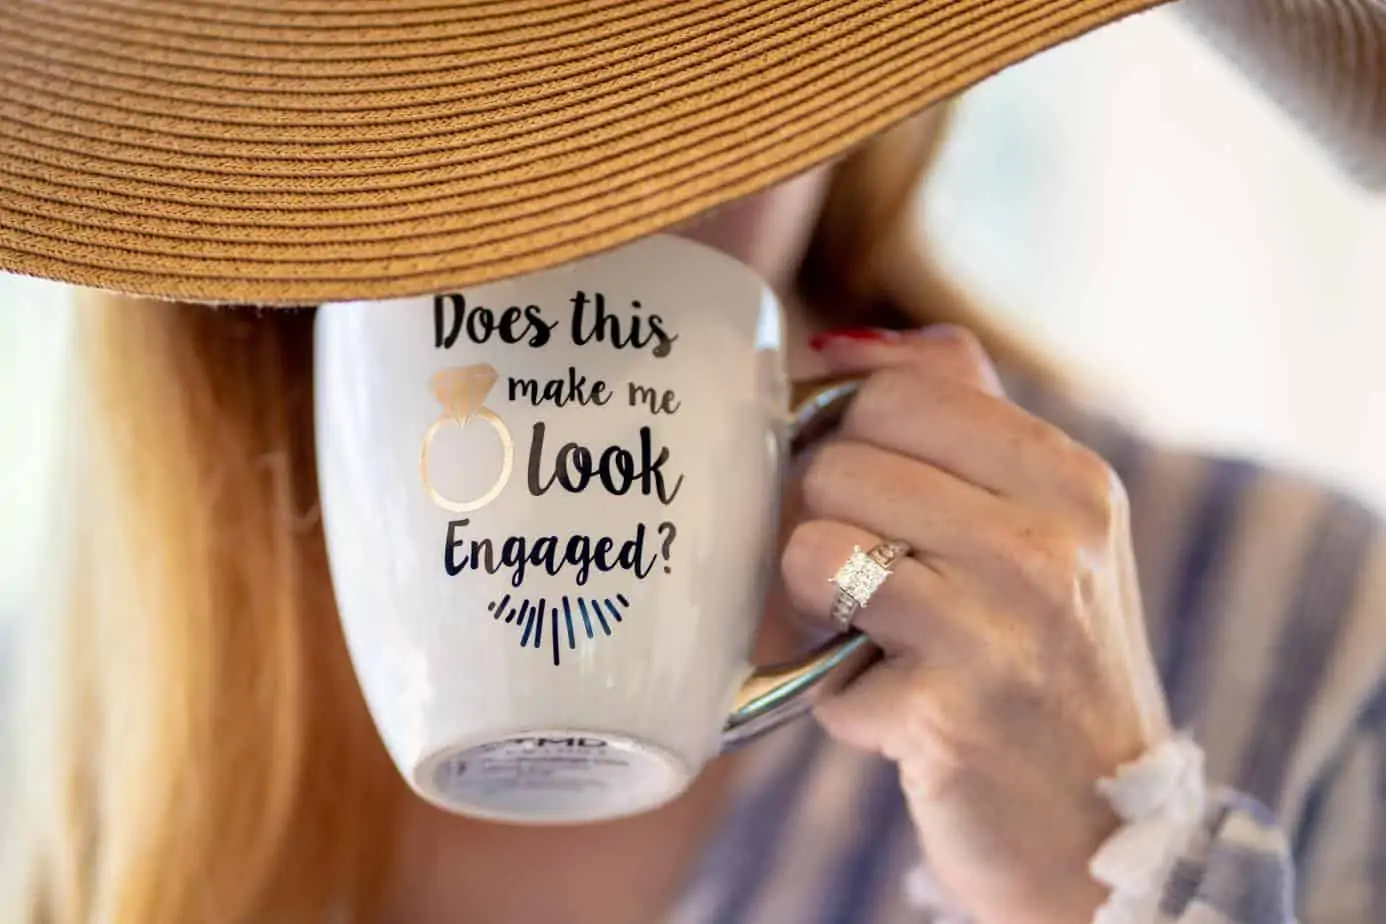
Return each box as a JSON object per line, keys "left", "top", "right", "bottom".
{"left": 2, "top": 5, "right": 1385, "bottom": 624}
{"left": 918, "top": 9, "right": 1386, "bottom": 508}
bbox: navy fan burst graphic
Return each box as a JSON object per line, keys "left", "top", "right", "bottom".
{"left": 487, "top": 594, "right": 631, "bottom": 666}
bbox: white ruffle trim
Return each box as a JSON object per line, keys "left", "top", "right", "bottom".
{"left": 1090, "top": 734, "right": 1207, "bottom": 924}
{"left": 902, "top": 735, "right": 1207, "bottom": 924}
{"left": 901, "top": 864, "right": 972, "bottom": 924}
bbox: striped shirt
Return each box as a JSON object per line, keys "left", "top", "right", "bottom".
{"left": 667, "top": 376, "right": 1386, "bottom": 923}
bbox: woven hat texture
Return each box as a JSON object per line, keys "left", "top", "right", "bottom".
{"left": 0, "top": 0, "right": 1167, "bottom": 304}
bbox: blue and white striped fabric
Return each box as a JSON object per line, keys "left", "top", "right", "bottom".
{"left": 667, "top": 377, "right": 1386, "bottom": 923}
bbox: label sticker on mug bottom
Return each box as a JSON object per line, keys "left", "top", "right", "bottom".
{"left": 431, "top": 735, "right": 680, "bottom": 815}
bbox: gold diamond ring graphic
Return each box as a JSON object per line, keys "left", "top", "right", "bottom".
{"left": 420, "top": 364, "right": 514, "bottom": 513}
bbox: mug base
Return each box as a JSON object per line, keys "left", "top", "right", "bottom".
{"left": 413, "top": 730, "right": 692, "bottom": 824}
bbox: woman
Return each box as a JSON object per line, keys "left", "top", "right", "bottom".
{"left": 2, "top": 2, "right": 1385, "bottom": 923}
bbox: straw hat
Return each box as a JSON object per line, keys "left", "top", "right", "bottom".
{"left": 0, "top": 0, "right": 1167, "bottom": 305}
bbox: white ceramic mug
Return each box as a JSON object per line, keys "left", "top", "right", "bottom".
{"left": 315, "top": 234, "right": 870, "bottom": 824}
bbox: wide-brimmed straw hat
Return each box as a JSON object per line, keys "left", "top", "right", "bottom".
{"left": 0, "top": 0, "right": 1167, "bottom": 305}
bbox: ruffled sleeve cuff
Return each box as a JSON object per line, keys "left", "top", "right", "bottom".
{"left": 903, "top": 735, "right": 1296, "bottom": 923}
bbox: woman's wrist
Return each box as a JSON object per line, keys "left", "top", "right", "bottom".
{"left": 901, "top": 734, "right": 1208, "bottom": 924}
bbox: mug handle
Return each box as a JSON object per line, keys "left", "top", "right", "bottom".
{"left": 721, "top": 375, "right": 880, "bottom": 749}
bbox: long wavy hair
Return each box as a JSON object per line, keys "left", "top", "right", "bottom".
{"left": 2, "top": 107, "right": 1050, "bottom": 924}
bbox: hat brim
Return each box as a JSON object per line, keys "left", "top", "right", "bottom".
{"left": 0, "top": 0, "right": 1168, "bottom": 305}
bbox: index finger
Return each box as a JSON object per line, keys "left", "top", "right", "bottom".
{"left": 810, "top": 325, "right": 1005, "bottom": 396}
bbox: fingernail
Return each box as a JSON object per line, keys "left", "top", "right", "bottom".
{"left": 809, "top": 328, "right": 899, "bottom": 351}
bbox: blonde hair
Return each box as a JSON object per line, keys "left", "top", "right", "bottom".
{"left": 5, "top": 307, "right": 400, "bottom": 923}
{"left": 4, "top": 108, "right": 1050, "bottom": 924}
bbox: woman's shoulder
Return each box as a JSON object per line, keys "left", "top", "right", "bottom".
{"left": 1018, "top": 377, "right": 1386, "bottom": 823}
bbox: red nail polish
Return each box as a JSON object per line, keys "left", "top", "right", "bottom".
{"left": 809, "top": 328, "right": 897, "bottom": 351}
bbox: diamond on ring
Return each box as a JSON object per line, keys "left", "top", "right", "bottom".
{"left": 430, "top": 363, "right": 500, "bottom": 423}
{"left": 829, "top": 540, "right": 910, "bottom": 629}
{"left": 832, "top": 546, "right": 893, "bottom": 604}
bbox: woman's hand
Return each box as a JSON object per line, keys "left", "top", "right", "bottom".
{"left": 785, "top": 327, "right": 1173, "bottom": 924}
